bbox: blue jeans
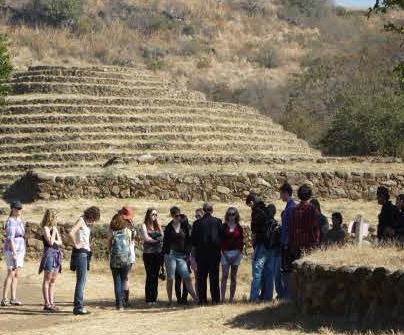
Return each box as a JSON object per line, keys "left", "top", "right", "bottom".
{"left": 250, "top": 244, "right": 273, "bottom": 302}
{"left": 73, "top": 252, "right": 88, "bottom": 312}
{"left": 165, "top": 251, "right": 190, "bottom": 280}
{"left": 111, "top": 266, "right": 130, "bottom": 308}
{"left": 264, "top": 250, "right": 283, "bottom": 301}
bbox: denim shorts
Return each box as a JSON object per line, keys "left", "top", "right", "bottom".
{"left": 164, "top": 251, "right": 190, "bottom": 280}
{"left": 42, "top": 252, "right": 60, "bottom": 272}
{"left": 221, "top": 250, "right": 242, "bottom": 267}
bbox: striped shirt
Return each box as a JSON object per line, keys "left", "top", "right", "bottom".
{"left": 3, "top": 216, "right": 26, "bottom": 254}
{"left": 288, "top": 202, "right": 320, "bottom": 250}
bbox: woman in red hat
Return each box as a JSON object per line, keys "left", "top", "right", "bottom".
{"left": 107, "top": 206, "right": 136, "bottom": 310}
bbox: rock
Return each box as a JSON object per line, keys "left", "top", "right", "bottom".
{"left": 119, "top": 189, "right": 130, "bottom": 198}
{"left": 111, "top": 185, "right": 120, "bottom": 196}
{"left": 256, "top": 177, "right": 270, "bottom": 187}
{"left": 38, "top": 192, "right": 51, "bottom": 200}
{"left": 216, "top": 186, "right": 232, "bottom": 195}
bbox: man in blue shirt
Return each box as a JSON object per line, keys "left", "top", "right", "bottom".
{"left": 279, "top": 183, "right": 296, "bottom": 299}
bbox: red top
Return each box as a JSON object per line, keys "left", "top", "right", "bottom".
{"left": 221, "top": 224, "right": 244, "bottom": 252}
{"left": 288, "top": 202, "right": 320, "bottom": 250}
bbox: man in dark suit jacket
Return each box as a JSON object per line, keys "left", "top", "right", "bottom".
{"left": 191, "top": 202, "right": 222, "bottom": 304}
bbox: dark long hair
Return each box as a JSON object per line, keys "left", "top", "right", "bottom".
{"left": 144, "top": 207, "right": 161, "bottom": 232}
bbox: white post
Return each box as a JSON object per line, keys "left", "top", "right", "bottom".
{"left": 354, "top": 215, "right": 363, "bottom": 246}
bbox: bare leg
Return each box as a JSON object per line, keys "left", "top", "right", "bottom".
{"left": 183, "top": 278, "right": 198, "bottom": 303}
{"left": 2, "top": 269, "right": 14, "bottom": 301}
{"left": 42, "top": 272, "right": 51, "bottom": 306}
{"left": 48, "top": 272, "right": 57, "bottom": 305}
{"left": 229, "top": 265, "right": 238, "bottom": 303}
{"left": 166, "top": 279, "right": 173, "bottom": 304}
{"left": 11, "top": 269, "right": 19, "bottom": 301}
{"left": 221, "top": 264, "right": 229, "bottom": 304}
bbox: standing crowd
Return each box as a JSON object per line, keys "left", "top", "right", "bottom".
{"left": 1, "top": 184, "right": 403, "bottom": 314}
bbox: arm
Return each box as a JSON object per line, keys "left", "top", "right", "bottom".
{"left": 162, "top": 224, "right": 170, "bottom": 255}
{"left": 54, "top": 228, "right": 63, "bottom": 246}
{"left": 141, "top": 224, "right": 158, "bottom": 243}
{"left": 6, "top": 220, "right": 17, "bottom": 258}
{"left": 239, "top": 225, "right": 244, "bottom": 253}
{"left": 107, "top": 230, "right": 113, "bottom": 252}
{"left": 69, "top": 219, "right": 84, "bottom": 249}
{"left": 43, "top": 226, "right": 56, "bottom": 246}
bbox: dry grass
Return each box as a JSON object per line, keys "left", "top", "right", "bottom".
{"left": 305, "top": 244, "right": 404, "bottom": 271}
{"left": 0, "top": 260, "right": 402, "bottom": 335}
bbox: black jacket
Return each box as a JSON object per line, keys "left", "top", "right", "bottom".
{"left": 191, "top": 213, "right": 222, "bottom": 258}
{"left": 162, "top": 218, "right": 192, "bottom": 255}
{"left": 377, "top": 201, "right": 401, "bottom": 239}
{"left": 251, "top": 201, "right": 267, "bottom": 246}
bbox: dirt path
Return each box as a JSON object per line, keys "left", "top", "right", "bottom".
{"left": 0, "top": 262, "right": 396, "bottom": 335}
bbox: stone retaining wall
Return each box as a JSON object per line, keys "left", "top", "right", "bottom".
{"left": 0, "top": 222, "right": 254, "bottom": 260}
{"left": 7, "top": 170, "right": 403, "bottom": 203}
{"left": 291, "top": 260, "right": 404, "bottom": 327}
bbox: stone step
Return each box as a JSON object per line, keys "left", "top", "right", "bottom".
{"left": 0, "top": 138, "right": 311, "bottom": 155}
{"left": 0, "top": 131, "right": 298, "bottom": 145}
{"left": 0, "top": 147, "right": 318, "bottom": 164}
{"left": 8, "top": 82, "right": 205, "bottom": 100}
{"left": 13, "top": 69, "right": 160, "bottom": 81}
{"left": 10, "top": 75, "right": 166, "bottom": 88}
{"left": 27, "top": 65, "right": 147, "bottom": 73}
{"left": 0, "top": 123, "right": 288, "bottom": 137}
{"left": 6, "top": 95, "right": 258, "bottom": 115}
{"left": 0, "top": 114, "right": 284, "bottom": 130}
{"left": 2, "top": 105, "right": 276, "bottom": 122}
{"left": 0, "top": 152, "right": 321, "bottom": 173}
{"left": 0, "top": 145, "right": 312, "bottom": 162}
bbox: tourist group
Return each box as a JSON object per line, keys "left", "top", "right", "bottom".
{"left": 1, "top": 183, "right": 403, "bottom": 315}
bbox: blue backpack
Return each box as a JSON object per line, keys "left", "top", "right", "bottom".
{"left": 110, "top": 229, "right": 130, "bottom": 269}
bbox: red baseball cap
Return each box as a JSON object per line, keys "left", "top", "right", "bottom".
{"left": 119, "top": 205, "right": 134, "bottom": 221}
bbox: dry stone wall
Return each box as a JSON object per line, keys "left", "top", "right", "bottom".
{"left": 9, "top": 170, "right": 404, "bottom": 203}
{"left": 291, "top": 260, "right": 404, "bottom": 327}
{"left": 0, "top": 222, "right": 254, "bottom": 260}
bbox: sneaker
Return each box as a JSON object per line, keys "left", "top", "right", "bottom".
{"left": 10, "top": 300, "right": 22, "bottom": 306}
{"left": 1, "top": 300, "right": 10, "bottom": 306}
{"left": 73, "top": 309, "right": 91, "bottom": 315}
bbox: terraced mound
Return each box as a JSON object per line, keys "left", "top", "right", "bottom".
{"left": 0, "top": 65, "right": 321, "bottom": 194}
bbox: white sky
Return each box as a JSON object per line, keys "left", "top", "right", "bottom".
{"left": 335, "top": 0, "right": 375, "bottom": 8}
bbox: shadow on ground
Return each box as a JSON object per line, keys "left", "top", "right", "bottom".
{"left": 226, "top": 302, "right": 402, "bottom": 334}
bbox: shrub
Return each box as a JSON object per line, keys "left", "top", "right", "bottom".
{"left": 0, "top": 34, "right": 12, "bottom": 105}
{"left": 320, "top": 91, "right": 404, "bottom": 158}
{"left": 282, "top": 0, "right": 334, "bottom": 18}
{"left": 28, "top": 0, "right": 84, "bottom": 26}
{"left": 196, "top": 57, "right": 211, "bottom": 69}
{"left": 181, "top": 39, "right": 204, "bottom": 56}
{"left": 255, "top": 43, "right": 281, "bottom": 69}
{"left": 145, "top": 59, "right": 167, "bottom": 71}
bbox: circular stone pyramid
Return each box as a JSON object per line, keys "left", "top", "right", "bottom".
{"left": 0, "top": 65, "right": 321, "bottom": 192}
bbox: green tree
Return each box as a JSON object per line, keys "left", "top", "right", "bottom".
{"left": 370, "top": 0, "right": 404, "bottom": 87}
{"left": 0, "top": 34, "right": 13, "bottom": 105}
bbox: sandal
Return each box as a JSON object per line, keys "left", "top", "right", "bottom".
{"left": 44, "top": 304, "right": 52, "bottom": 311}
{"left": 50, "top": 304, "right": 59, "bottom": 312}
{"left": 1, "top": 299, "right": 10, "bottom": 307}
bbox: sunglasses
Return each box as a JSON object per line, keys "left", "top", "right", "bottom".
{"left": 174, "top": 214, "right": 181, "bottom": 218}
{"left": 228, "top": 212, "right": 237, "bottom": 216}
{"left": 151, "top": 213, "right": 158, "bottom": 216}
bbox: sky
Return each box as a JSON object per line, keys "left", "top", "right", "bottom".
{"left": 335, "top": 0, "right": 375, "bottom": 8}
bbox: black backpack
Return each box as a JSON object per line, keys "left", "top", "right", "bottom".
{"left": 263, "top": 207, "right": 281, "bottom": 249}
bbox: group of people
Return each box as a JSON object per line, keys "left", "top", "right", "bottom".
{"left": 1, "top": 184, "right": 403, "bottom": 315}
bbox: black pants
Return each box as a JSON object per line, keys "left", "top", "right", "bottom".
{"left": 196, "top": 253, "right": 220, "bottom": 304}
{"left": 175, "top": 272, "right": 188, "bottom": 303}
{"left": 143, "top": 253, "right": 161, "bottom": 303}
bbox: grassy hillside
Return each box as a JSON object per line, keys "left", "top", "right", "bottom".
{"left": 0, "top": 0, "right": 403, "bottom": 157}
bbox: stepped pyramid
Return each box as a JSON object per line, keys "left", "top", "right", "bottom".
{"left": 0, "top": 65, "right": 321, "bottom": 193}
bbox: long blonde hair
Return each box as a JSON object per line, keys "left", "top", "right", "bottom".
{"left": 40, "top": 209, "right": 58, "bottom": 228}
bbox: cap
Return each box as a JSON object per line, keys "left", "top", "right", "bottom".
{"left": 119, "top": 205, "right": 134, "bottom": 221}
{"left": 10, "top": 200, "right": 23, "bottom": 210}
